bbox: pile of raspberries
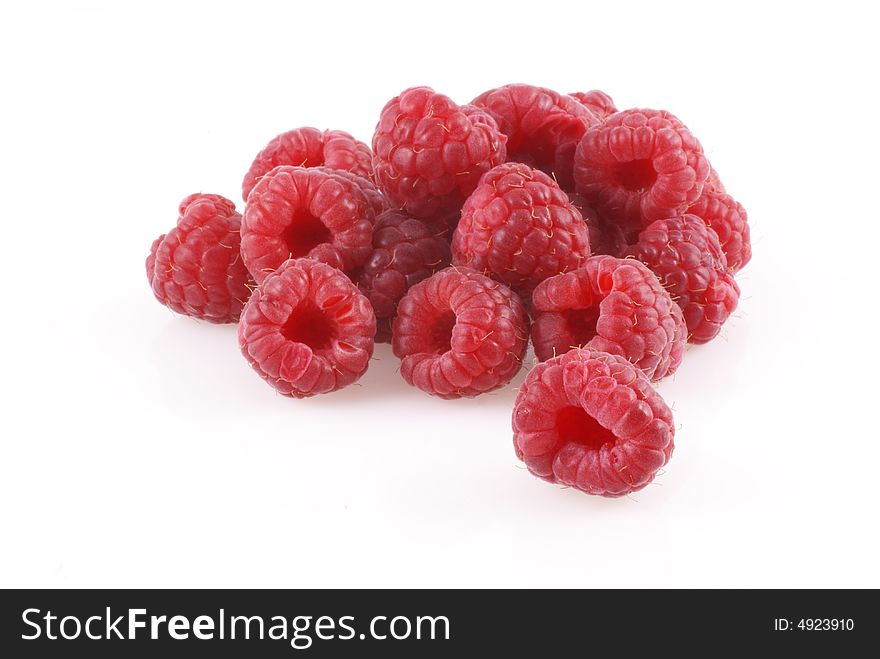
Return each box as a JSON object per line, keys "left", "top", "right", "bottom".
{"left": 147, "top": 84, "right": 750, "bottom": 498}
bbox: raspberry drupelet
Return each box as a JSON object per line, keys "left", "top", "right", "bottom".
{"left": 146, "top": 193, "right": 253, "bottom": 323}
{"left": 372, "top": 86, "right": 507, "bottom": 219}
{"left": 512, "top": 347, "right": 675, "bottom": 497}
{"left": 472, "top": 83, "right": 598, "bottom": 190}
{"left": 355, "top": 210, "right": 451, "bottom": 343}
{"left": 625, "top": 214, "right": 740, "bottom": 344}
{"left": 451, "top": 162, "right": 592, "bottom": 299}
{"left": 392, "top": 267, "right": 529, "bottom": 399}
{"left": 573, "top": 108, "right": 710, "bottom": 237}
{"left": 242, "top": 127, "right": 372, "bottom": 201}
{"left": 530, "top": 255, "right": 685, "bottom": 381}
{"left": 238, "top": 258, "right": 376, "bottom": 398}
{"left": 240, "top": 165, "right": 376, "bottom": 283}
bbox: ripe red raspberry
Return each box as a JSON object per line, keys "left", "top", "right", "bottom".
{"left": 472, "top": 83, "right": 596, "bottom": 189}
{"left": 355, "top": 210, "right": 451, "bottom": 343}
{"left": 513, "top": 347, "right": 675, "bottom": 497}
{"left": 392, "top": 267, "right": 529, "bottom": 398}
{"left": 688, "top": 188, "right": 751, "bottom": 272}
{"left": 625, "top": 214, "right": 739, "bottom": 344}
{"left": 530, "top": 256, "right": 685, "bottom": 381}
{"left": 238, "top": 258, "right": 375, "bottom": 398}
{"left": 573, "top": 109, "right": 710, "bottom": 235}
{"left": 146, "top": 193, "right": 253, "bottom": 323}
{"left": 569, "top": 90, "right": 617, "bottom": 118}
{"left": 567, "top": 193, "right": 628, "bottom": 258}
{"left": 242, "top": 127, "right": 372, "bottom": 201}
{"left": 372, "top": 86, "right": 507, "bottom": 219}
{"left": 451, "top": 163, "right": 592, "bottom": 299}
{"left": 241, "top": 166, "right": 376, "bottom": 283}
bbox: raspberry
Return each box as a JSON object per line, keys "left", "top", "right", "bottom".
{"left": 512, "top": 347, "right": 675, "bottom": 497}
{"left": 451, "top": 163, "right": 592, "bottom": 299}
{"left": 241, "top": 165, "right": 376, "bottom": 283}
{"left": 625, "top": 214, "right": 739, "bottom": 344}
{"left": 372, "top": 86, "right": 507, "bottom": 219}
{"left": 569, "top": 90, "right": 617, "bottom": 118}
{"left": 392, "top": 267, "right": 529, "bottom": 398}
{"left": 242, "top": 127, "right": 372, "bottom": 201}
{"left": 530, "top": 255, "right": 685, "bottom": 381}
{"left": 573, "top": 109, "right": 710, "bottom": 235}
{"left": 688, "top": 188, "right": 751, "bottom": 272}
{"left": 238, "top": 258, "right": 375, "bottom": 398}
{"left": 146, "top": 193, "right": 253, "bottom": 323}
{"left": 355, "top": 210, "right": 451, "bottom": 343}
{"left": 567, "top": 193, "right": 628, "bottom": 257}
{"left": 472, "top": 83, "right": 596, "bottom": 189}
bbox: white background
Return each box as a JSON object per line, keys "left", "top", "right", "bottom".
{"left": 1, "top": 0, "right": 878, "bottom": 588}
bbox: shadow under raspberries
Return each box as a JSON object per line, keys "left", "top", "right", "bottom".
{"left": 305, "top": 342, "right": 529, "bottom": 408}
